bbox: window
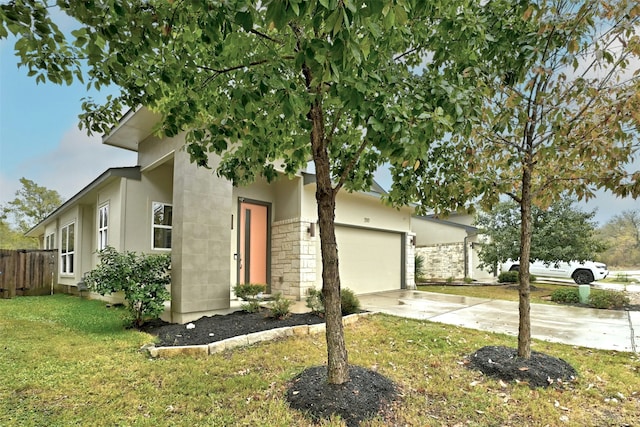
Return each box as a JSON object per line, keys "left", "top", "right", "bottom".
{"left": 61, "top": 223, "right": 75, "bottom": 274}
{"left": 45, "top": 233, "right": 55, "bottom": 250}
{"left": 98, "top": 204, "right": 109, "bottom": 250}
{"left": 152, "top": 202, "right": 172, "bottom": 250}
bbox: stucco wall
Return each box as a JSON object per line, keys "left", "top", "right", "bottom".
{"left": 170, "top": 149, "right": 232, "bottom": 323}
{"left": 301, "top": 184, "right": 411, "bottom": 233}
{"left": 122, "top": 164, "right": 174, "bottom": 253}
{"left": 412, "top": 218, "right": 468, "bottom": 246}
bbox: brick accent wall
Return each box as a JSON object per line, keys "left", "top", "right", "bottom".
{"left": 271, "top": 218, "right": 317, "bottom": 300}
{"left": 416, "top": 243, "right": 464, "bottom": 280}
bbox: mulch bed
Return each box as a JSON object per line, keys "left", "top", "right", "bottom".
{"left": 286, "top": 365, "right": 399, "bottom": 427}
{"left": 141, "top": 308, "right": 325, "bottom": 347}
{"left": 467, "top": 345, "right": 578, "bottom": 388}
{"left": 143, "top": 308, "right": 401, "bottom": 425}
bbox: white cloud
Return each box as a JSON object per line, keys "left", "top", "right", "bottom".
{"left": 0, "top": 125, "right": 137, "bottom": 204}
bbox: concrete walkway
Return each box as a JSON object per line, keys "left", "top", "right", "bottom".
{"left": 357, "top": 290, "right": 639, "bottom": 353}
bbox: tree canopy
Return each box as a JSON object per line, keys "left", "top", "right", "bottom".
{"left": 385, "top": 0, "right": 640, "bottom": 359}
{"left": 476, "top": 198, "right": 605, "bottom": 272}
{"left": 1, "top": 177, "right": 63, "bottom": 234}
{"left": 1, "top": 0, "right": 529, "bottom": 384}
{"left": 598, "top": 209, "right": 640, "bottom": 266}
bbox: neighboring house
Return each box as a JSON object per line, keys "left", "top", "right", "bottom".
{"left": 27, "top": 107, "right": 416, "bottom": 323}
{"left": 412, "top": 213, "right": 494, "bottom": 281}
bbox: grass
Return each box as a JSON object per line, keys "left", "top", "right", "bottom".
{"left": 417, "top": 281, "right": 575, "bottom": 305}
{"left": 1, "top": 294, "right": 639, "bottom": 426}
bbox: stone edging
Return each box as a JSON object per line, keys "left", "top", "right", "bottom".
{"left": 145, "top": 312, "right": 373, "bottom": 358}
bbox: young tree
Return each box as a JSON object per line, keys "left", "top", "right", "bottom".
{"left": 388, "top": 0, "right": 640, "bottom": 358}
{"left": 598, "top": 210, "right": 640, "bottom": 266}
{"left": 476, "top": 198, "right": 605, "bottom": 272}
{"left": 1, "top": 0, "right": 525, "bottom": 385}
{"left": 1, "top": 177, "right": 63, "bottom": 235}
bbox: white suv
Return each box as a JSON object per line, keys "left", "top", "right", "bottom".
{"left": 502, "top": 260, "right": 609, "bottom": 284}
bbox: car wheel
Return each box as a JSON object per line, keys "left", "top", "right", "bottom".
{"left": 572, "top": 270, "right": 594, "bottom": 284}
{"left": 509, "top": 265, "right": 520, "bottom": 272}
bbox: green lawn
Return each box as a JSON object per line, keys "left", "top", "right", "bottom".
{"left": 417, "top": 281, "right": 574, "bottom": 304}
{"left": 1, "top": 294, "right": 639, "bottom": 426}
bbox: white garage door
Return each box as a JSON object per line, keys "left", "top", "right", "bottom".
{"left": 333, "top": 226, "right": 403, "bottom": 294}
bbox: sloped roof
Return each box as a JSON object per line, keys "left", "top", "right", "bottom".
{"left": 25, "top": 167, "right": 141, "bottom": 237}
{"left": 413, "top": 214, "right": 478, "bottom": 234}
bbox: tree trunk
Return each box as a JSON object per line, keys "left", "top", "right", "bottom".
{"left": 309, "top": 99, "right": 349, "bottom": 385}
{"left": 518, "top": 159, "right": 533, "bottom": 359}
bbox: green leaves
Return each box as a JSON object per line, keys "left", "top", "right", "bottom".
{"left": 476, "top": 199, "right": 605, "bottom": 271}
{"left": 85, "top": 247, "right": 171, "bottom": 328}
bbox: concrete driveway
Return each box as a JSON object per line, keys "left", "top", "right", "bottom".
{"left": 358, "top": 290, "right": 639, "bottom": 353}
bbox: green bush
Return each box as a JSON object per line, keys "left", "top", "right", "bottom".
{"left": 550, "top": 287, "right": 580, "bottom": 304}
{"left": 340, "top": 288, "right": 361, "bottom": 315}
{"left": 85, "top": 247, "right": 171, "bottom": 328}
{"left": 589, "top": 290, "right": 629, "bottom": 309}
{"left": 268, "top": 293, "right": 293, "bottom": 319}
{"left": 240, "top": 300, "right": 261, "bottom": 313}
{"left": 233, "top": 283, "right": 266, "bottom": 301}
{"left": 304, "top": 287, "right": 361, "bottom": 316}
{"left": 498, "top": 271, "right": 519, "bottom": 283}
{"left": 498, "top": 271, "right": 537, "bottom": 283}
{"left": 305, "top": 288, "right": 324, "bottom": 315}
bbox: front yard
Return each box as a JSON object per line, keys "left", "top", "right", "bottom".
{"left": 1, "top": 295, "right": 639, "bottom": 426}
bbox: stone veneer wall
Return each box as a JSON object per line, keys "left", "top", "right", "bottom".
{"left": 405, "top": 232, "right": 416, "bottom": 289}
{"left": 416, "top": 243, "right": 464, "bottom": 280}
{"left": 271, "top": 218, "right": 317, "bottom": 300}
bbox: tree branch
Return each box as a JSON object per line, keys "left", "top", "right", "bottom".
{"left": 334, "top": 138, "right": 370, "bottom": 193}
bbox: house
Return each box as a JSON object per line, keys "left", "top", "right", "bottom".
{"left": 411, "top": 213, "right": 494, "bottom": 282}
{"left": 27, "top": 107, "right": 416, "bottom": 323}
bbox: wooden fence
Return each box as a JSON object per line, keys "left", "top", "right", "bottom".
{"left": 0, "top": 249, "right": 58, "bottom": 298}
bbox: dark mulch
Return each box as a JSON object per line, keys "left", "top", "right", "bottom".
{"left": 286, "top": 365, "right": 399, "bottom": 427}
{"left": 141, "top": 308, "right": 325, "bottom": 347}
{"left": 467, "top": 345, "right": 578, "bottom": 388}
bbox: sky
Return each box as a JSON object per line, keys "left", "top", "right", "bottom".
{"left": 0, "top": 36, "right": 638, "bottom": 228}
{"left": 0, "top": 37, "right": 137, "bottom": 213}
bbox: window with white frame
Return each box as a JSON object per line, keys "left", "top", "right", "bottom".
{"left": 98, "top": 204, "right": 109, "bottom": 250}
{"left": 45, "top": 232, "right": 55, "bottom": 250}
{"left": 61, "top": 223, "right": 75, "bottom": 274}
{"left": 152, "top": 202, "right": 172, "bottom": 250}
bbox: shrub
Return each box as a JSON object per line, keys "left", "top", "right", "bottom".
{"left": 340, "top": 288, "right": 361, "bottom": 315}
{"left": 498, "top": 271, "right": 537, "bottom": 283}
{"left": 268, "top": 293, "right": 293, "bottom": 319}
{"left": 304, "top": 287, "right": 361, "bottom": 316}
{"left": 550, "top": 288, "right": 580, "bottom": 304}
{"left": 233, "top": 283, "right": 266, "bottom": 301}
{"left": 463, "top": 277, "right": 473, "bottom": 284}
{"left": 85, "top": 247, "right": 171, "bottom": 328}
{"left": 305, "top": 288, "right": 324, "bottom": 315}
{"left": 498, "top": 271, "right": 518, "bottom": 283}
{"left": 415, "top": 253, "right": 425, "bottom": 281}
{"left": 240, "top": 300, "right": 261, "bottom": 313}
{"left": 589, "top": 290, "right": 629, "bottom": 309}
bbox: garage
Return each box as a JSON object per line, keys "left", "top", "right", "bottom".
{"left": 328, "top": 225, "right": 403, "bottom": 294}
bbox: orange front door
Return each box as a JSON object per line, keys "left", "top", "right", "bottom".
{"left": 238, "top": 201, "right": 269, "bottom": 286}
